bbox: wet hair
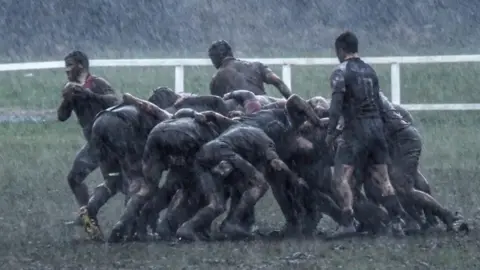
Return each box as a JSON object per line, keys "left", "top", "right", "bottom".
{"left": 208, "top": 40, "right": 233, "bottom": 58}
{"left": 335, "top": 31, "right": 358, "bottom": 54}
{"left": 64, "top": 50, "right": 89, "bottom": 69}
{"left": 148, "top": 86, "right": 180, "bottom": 109}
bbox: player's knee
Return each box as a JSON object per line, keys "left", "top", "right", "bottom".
{"left": 96, "top": 182, "right": 115, "bottom": 196}
{"left": 69, "top": 158, "right": 97, "bottom": 183}
{"left": 257, "top": 179, "right": 270, "bottom": 193}
{"left": 67, "top": 170, "right": 86, "bottom": 187}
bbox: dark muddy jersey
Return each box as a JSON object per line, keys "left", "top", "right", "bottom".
{"left": 237, "top": 109, "right": 288, "bottom": 128}
{"left": 296, "top": 124, "right": 329, "bottom": 164}
{"left": 152, "top": 117, "right": 221, "bottom": 156}
{"left": 210, "top": 57, "right": 273, "bottom": 97}
{"left": 236, "top": 109, "right": 290, "bottom": 143}
{"left": 109, "top": 105, "right": 160, "bottom": 138}
{"left": 217, "top": 125, "right": 276, "bottom": 163}
{"left": 72, "top": 75, "right": 119, "bottom": 139}
{"left": 328, "top": 58, "right": 383, "bottom": 133}
{"left": 380, "top": 94, "right": 410, "bottom": 136}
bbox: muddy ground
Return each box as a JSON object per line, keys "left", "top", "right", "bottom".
{"left": 0, "top": 116, "right": 479, "bottom": 269}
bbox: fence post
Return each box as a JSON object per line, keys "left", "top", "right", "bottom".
{"left": 390, "top": 63, "right": 401, "bottom": 104}
{"left": 282, "top": 64, "right": 292, "bottom": 91}
{"left": 174, "top": 65, "right": 184, "bottom": 93}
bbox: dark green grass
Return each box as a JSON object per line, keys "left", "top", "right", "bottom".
{"left": 0, "top": 118, "right": 479, "bottom": 269}
{"left": 2, "top": 62, "right": 480, "bottom": 110}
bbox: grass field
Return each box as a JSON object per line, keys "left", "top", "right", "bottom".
{"left": 2, "top": 62, "right": 480, "bottom": 109}
{"left": 1, "top": 63, "right": 480, "bottom": 269}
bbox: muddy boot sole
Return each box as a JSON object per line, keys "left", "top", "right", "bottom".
{"left": 79, "top": 207, "right": 104, "bottom": 242}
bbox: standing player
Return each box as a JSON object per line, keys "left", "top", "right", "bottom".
{"left": 57, "top": 51, "right": 120, "bottom": 225}
{"left": 325, "top": 32, "right": 407, "bottom": 235}
{"left": 208, "top": 40, "right": 292, "bottom": 99}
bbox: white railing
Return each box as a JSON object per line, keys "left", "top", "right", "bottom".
{"left": 1, "top": 55, "right": 480, "bottom": 111}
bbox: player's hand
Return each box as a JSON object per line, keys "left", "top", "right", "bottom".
{"left": 62, "top": 88, "right": 72, "bottom": 100}
{"left": 193, "top": 112, "right": 207, "bottom": 124}
{"left": 270, "top": 158, "right": 287, "bottom": 171}
{"left": 325, "top": 133, "right": 335, "bottom": 146}
{"left": 72, "top": 87, "right": 94, "bottom": 98}
{"left": 62, "top": 82, "right": 77, "bottom": 100}
{"left": 296, "top": 177, "right": 308, "bottom": 189}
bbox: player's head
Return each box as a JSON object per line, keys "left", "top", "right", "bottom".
{"left": 334, "top": 31, "right": 358, "bottom": 63}
{"left": 64, "top": 50, "right": 89, "bottom": 82}
{"left": 208, "top": 40, "right": 233, "bottom": 69}
{"left": 307, "top": 96, "right": 330, "bottom": 117}
{"left": 148, "top": 86, "right": 179, "bottom": 108}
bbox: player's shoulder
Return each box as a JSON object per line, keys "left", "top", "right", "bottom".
{"left": 234, "top": 58, "right": 264, "bottom": 68}
{"left": 91, "top": 75, "right": 112, "bottom": 86}
{"left": 332, "top": 61, "right": 348, "bottom": 73}
{"left": 213, "top": 67, "right": 233, "bottom": 78}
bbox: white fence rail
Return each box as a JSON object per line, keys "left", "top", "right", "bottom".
{"left": 2, "top": 55, "right": 480, "bottom": 111}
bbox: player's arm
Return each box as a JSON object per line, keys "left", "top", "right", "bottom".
{"left": 327, "top": 68, "right": 346, "bottom": 136}
{"left": 227, "top": 152, "right": 259, "bottom": 179}
{"left": 263, "top": 140, "right": 307, "bottom": 187}
{"left": 262, "top": 100, "right": 286, "bottom": 110}
{"left": 223, "top": 90, "right": 262, "bottom": 114}
{"left": 394, "top": 104, "right": 414, "bottom": 124}
{"left": 173, "top": 109, "right": 238, "bottom": 128}
{"left": 123, "top": 93, "right": 171, "bottom": 120}
{"left": 87, "top": 78, "right": 120, "bottom": 106}
{"left": 260, "top": 63, "right": 292, "bottom": 99}
{"left": 57, "top": 98, "right": 73, "bottom": 121}
{"left": 223, "top": 89, "right": 256, "bottom": 104}
{"left": 201, "top": 110, "right": 239, "bottom": 127}
{"left": 285, "top": 94, "right": 323, "bottom": 128}
{"left": 57, "top": 83, "right": 74, "bottom": 121}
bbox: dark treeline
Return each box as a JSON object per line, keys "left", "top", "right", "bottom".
{"left": 0, "top": 0, "right": 478, "bottom": 61}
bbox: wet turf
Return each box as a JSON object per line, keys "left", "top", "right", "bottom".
{"left": 0, "top": 64, "right": 478, "bottom": 268}
{"left": 0, "top": 118, "right": 478, "bottom": 269}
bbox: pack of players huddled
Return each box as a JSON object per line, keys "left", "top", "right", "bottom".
{"left": 58, "top": 31, "right": 468, "bottom": 243}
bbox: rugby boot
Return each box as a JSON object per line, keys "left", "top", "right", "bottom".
{"left": 424, "top": 211, "right": 439, "bottom": 229}
{"left": 79, "top": 206, "right": 104, "bottom": 241}
{"left": 219, "top": 220, "right": 252, "bottom": 240}
{"left": 328, "top": 209, "right": 358, "bottom": 239}
{"left": 444, "top": 212, "right": 469, "bottom": 233}
{"left": 403, "top": 218, "right": 421, "bottom": 234}
{"left": 108, "top": 221, "right": 127, "bottom": 243}
{"left": 389, "top": 216, "right": 406, "bottom": 237}
{"left": 268, "top": 222, "right": 302, "bottom": 238}
{"left": 155, "top": 218, "right": 176, "bottom": 239}
{"left": 176, "top": 222, "right": 201, "bottom": 242}
{"left": 332, "top": 223, "right": 358, "bottom": 238}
